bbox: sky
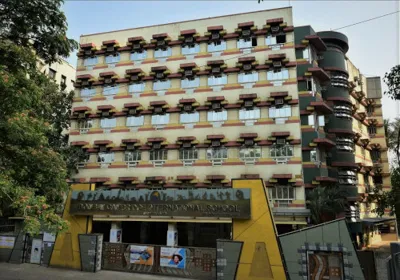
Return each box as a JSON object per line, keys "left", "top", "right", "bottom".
{"left": 63, "top": 0, "right": 400, "bottom": 120}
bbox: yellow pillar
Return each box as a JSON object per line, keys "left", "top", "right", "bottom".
{"left": 232, "top": 179, "right": 286, "bottom": 280}
{"left": 50, "top": 183, "right": 94, "bottom": 269}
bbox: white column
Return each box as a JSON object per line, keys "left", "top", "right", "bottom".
{"left": 110, "top": 222, "right": 122, "bottom": 243}
{"left": 167, "top": 223, "right": 178, "bottom": 247}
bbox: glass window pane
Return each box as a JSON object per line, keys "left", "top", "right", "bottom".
{"left": 208, "top": 110, "right": 227, "bottom": 122}
{"left": 129, "top": 83, "right": 145, "bottom": 93}
{"left": 98, "top": 152, "right": 115, "bottom": 163}
{"left": 105, "top": 54, "right": 120, "bottom": 64}
{"left": 207, "top": 41, "right": 227, "bottom": 52}
{"left": 265, "top": 36, "right": 277, "bottom": 45}
{"left": 151, "top": 114, "right": 170, "bottom": 125}
{"left": 181, "top": 78, "right": 200, "bottom": 89}
{"left": 103, "top": 85, "right": 119, "bottom": 95}
{"left": 81, "top": 88, "right": 96, "bottom": 97}
{"left": 180, "top": 112, "right": 199, "bottom": 123}
{"left": 153, "top": 80, "right": 171, "bottom": 91}
{"left": 237, "top": 39, "right": 252, "bottom": 49}
{"left": 84, "top": 57, "right": 98, "bottom": 66}
{"left": 130, "top": 51, "right": 147, "bottom": 61}
{"left": 208, "top": 75, "right": 227, "bottom": 86}
{"left": 182, "top": 45, "right": 200, "bottom": 55}
{"left": 100, "top": 118, "right": 116, "bottom": 128}
{"left": 126, "top": 116, "right": 144, "bottom": 126}
{"left": 154, "top": 48, "right": 172, "bottom": 58}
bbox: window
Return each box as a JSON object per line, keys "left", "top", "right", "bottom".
{"left": 49, "top": 68, "right": 56, "bottom": 79}
{"left": 206, "top": 148, "right": 228, "bottom": 160}
{"left": 207, "top": 110, "right": 227, "bottom": 122}
{"left": 105, "top": 53, "right": 120, "bottom": 64}
{"left": 128, "top": 83, "right": 145, "bottom": 93}
{"left": 238, "top": 72, "right": 259, "bottom": 83}
{"left": 269, "top": 106, "right": 291, "bottom": 118}
{"left": 149, "top": 149, "right": 167, "bottom": 161}
{"left": 97, "top": 152, "right": 114, "bottom": 163}
{"left": 267, "top": 69, "right": 289, "bottom": 81}
{"left": 182, "top": 44, "right": 200, "bottom": 55}
{"left": 81, "top": 88, "right": 96, "bottom": 97}
{"left": 100, "top": 118, "right": 116, "bottom": 128}
{"left": 370, "top": 150, "right": 381, "bottom": 162}
{"left": 180, "top": 112, "right": 199, "bottom": 123}
{"left": 151, "top": 114, "right": 170, "bottom": 125}
{"left": 310, "top": 149, "right": 319, "bottom": 162}
{"left": 181, "top": 77, "right": 200, "bottom": 89}
{"left": 239, "top": 147, "right": 261, "bottom": 160}
{"left": 179, "top": 149, "right": 198, "bottom": 160}
{"left": 338, "top": 170, "right": 357, "bottom": 185}
{"left": 270, "top": 143, "right": 294, "bottom": 159}
{"left": 367, "top": 105, "right": 374, "bottom": 114}
{"left": 268, "top": 186, "right": 295, "bottom": 208}
{"left": 207, "top": 75, "right": 227, "bottom": 86}
{"left": 237, "top": 38, "right": 252, "bottom": 49}
{"left": 130, "top": 51, "right": 147, "bottom": 61}
{"left": 103, "top": 85, "right": 119, "bottom": 95}
{"left": 84, "top": 57, "right": 98, "bottom": 66}
{"left": 307, "top": 78, "right": 316, "bottom": 92}
{"left": 239, "top": 108, "right": 260, "bottom": 120}
{"left": 308, "top": 114, "right": 325, "bottom": 128}
{"left": 331, "top": 73, "right": 349, "bottom": 88}
{"left": 334, "top": 105, "right": 352, "bottom": 119}
{"left": 126, "top": 116, "right": 144, "bottom": 127}
{"left": 265, "top": 34, "right": 286, "bottom": 45}
{"left": 153, "top": 80, "right": 171, "bottom": 91}
{"left": 154, "top": 48, "right": 172, "bottom": 58}
{"left": 364, "top": 173, "right": 370, "bottom": 190}
{"left": 61, "top": 75, "right": 67, "bottom": 88}
{"left": 124, "top": 151, "right": 141, "bottom": 162}
{"left": 336, "top": 137, "right": 354, "bottom": 152}
{"left": 77, "top": 119, "right": 93, "bottom": 133}
{"left": 368, "top": 126, "right": 377, "bottom": 135}
{"left": 207, "top": 41, "right": 227, "bottom": 52}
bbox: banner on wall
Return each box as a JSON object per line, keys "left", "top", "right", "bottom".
{"left": 129, "top": 245, "right": 154, "bottom": 265}
{"left": 0, "top": 236, "right": 15, "bottom": 249}
{"left": 160, "top": 247, "right": 186, "bottom": 269}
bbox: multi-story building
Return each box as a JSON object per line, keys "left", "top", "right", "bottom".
{"left": 38, "top": 58, "right": 76, "bottom": 91}
{"left": 69, "top": 7, "right": 392, "bottom": 243}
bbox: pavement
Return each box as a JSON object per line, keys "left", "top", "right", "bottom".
{"left": 0, "top": 263, "right": 190, "bottom": 280}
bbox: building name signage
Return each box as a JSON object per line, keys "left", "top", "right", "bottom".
{"left": 70, "top": 188, "right": 251, "bottom": 219}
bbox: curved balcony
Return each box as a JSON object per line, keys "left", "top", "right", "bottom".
{"left": 317, "top": 31, "right": 349, "bottom": 54}
{"left": 331, "top": 151, "right": 356, "bottom": 168}
{"left": 326, "top": 115, "right": 353, "bottom": 131}
{"left": 318, "top": 49, "right": 347, "bottom": 71}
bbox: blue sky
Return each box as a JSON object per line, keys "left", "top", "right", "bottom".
{"left": 63, "top": 0, "right": 399, "bottom": 119}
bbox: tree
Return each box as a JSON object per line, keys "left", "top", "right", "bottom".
{"left": 0, "top": 0, "right": 80, "bottom": 235}
{"left": 383, "top": 65, "right": 400, "bottom": 100}
{"left": 307, "top": 186, "right": 348, "bottom": 224}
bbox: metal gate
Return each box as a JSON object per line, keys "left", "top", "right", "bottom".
{"left": 357, "top": 250, "right": 377, "bottom": 280}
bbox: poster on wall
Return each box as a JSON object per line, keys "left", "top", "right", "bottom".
{"left": 30, "top": 239, "right": 42, "bottom": 264}
{"left": 160, "top": 247, "right": 186, "bottom": 269}
{"left": 129, "top": 245, "right": 154, "bottom": 266}
{"left": 110, "top": 229, "right": 122, "bottom": 243}
{"left": 0, "top": 236, "right": 15, "bottom": 249}
{"left": 307, "top": 251, "right": 344, "bottom": 280}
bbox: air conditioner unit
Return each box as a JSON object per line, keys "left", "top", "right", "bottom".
{"left": 102, "top": 111, "right": 110, "bottom": 117}
{"left": 126, "top": 143, "right": 135, "bottom": 150}
{"left": 131, "top": 75, "right": 139, "bottom": 81}
{"left": 212, "top": 140, "right": 220, "bottom": 147}
{"left": 78, "top": 113, "right": 85, "bottom": 119}
{"left": 244, "top": 139, "right": 254, "bottom": 146}
{"left": 244, "top": 100, "right": 253, "bottom": 108}
{"left": 128, "top": 109, "right": 136, "bottom": 115}
{"left": 154, "top": 107, "right": 163, "bottom": 114}
{"left": 273, "top": 61, "right": 282, "bottom": 68}
{"left": 242, "top": 29, "right": 251, "bottom": 37}
{"left": 212, "top": 67, "right": 221, "bottom": 74}
{"left": 157, "top": 40, "right": 166, "bottom": 47}
{"left": 156, "top": 72, "right": 164, "bottom": 79}
{"left": 184, "top": 104, "right": 192, "bottom": 112}
{"left": 133, "top": 43, "right": 141, "bottom": 50}
{"left": 99, "top": 146, "right": 107, "bottom": 152}
{"left": 153, "top": 143, "right": 161, "bottom": 149}
{"left": 271, "top": 26, "right": 280, "bottom": 33}
{"left": 276, "top": 138, "right": 286, "bottom": 145}
{"left": 212, "top": 103, "right": 221, "bottom": 110}
{"left": 104, "top": 78, "right": 112, "bottom": 84}
{"left": 185, "top": 36, "right": 194, "bottom": 44}
{"left": 275, "top": 98, "right": 284, "bottom": 105}
{"left": 81, "top": 80, "right": 89, "bottom": 86}
{"left": 211, "top": 33, "right": 220, "bottom": 40}
{"left": 84, "top": 50, "right": 92, "bottom": 56}
{"left": 182, "top": 142, "right": 192, "bottom": 148}
{"left": 106, "top": 46, "right": 114, "bottom": 52}
{"left": 185, "top": 70, "right": 193, "bottom": 77}
{"left": 243, "top": 64, "right": 252, "bottom": 71}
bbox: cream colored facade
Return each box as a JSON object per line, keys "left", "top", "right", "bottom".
{"left": 346, "top": 59, "right": 390, "bottom": 219}
{"left": 70, "top": 8, "right": 308, "bottom": 225}
{"left": 38, "top": 58, "right": 76, "bottom": 92}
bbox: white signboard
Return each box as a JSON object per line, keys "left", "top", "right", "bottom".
{"left": 43, "top": 232, "right": 56, "bottom": 242}
{"left": 0, "top": 236, "right": 15, "bottom": 249}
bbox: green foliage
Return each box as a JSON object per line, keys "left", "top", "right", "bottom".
{"left": 307, "top": 186, "right": 348, "bottom": 224}
{"left": 383, "top": 65, "right": 400, "bottom": 100}
{"left": 0, "top": 0, "right": 79, "bottom": 234}
{"left": 0, "top": 0, "right": 78, "bottom": 64}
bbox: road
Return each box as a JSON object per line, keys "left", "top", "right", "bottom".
{"left": 0, "top": 262, "right": 190, "bottom": 280}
